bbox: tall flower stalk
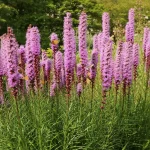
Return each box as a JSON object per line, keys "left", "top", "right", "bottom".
{"left": 100, "top": 35, "right": 109, "bottom": 76}
{"left": 122, "top": 42, "right": 132, "bottom": 95}
{"left": 90, "top": 49, "right": 98, "bottom": 94}
{"left": 93, "top": 34, "right": 98, "bottom": 51}
{"left": 50, "top": 77, "right": 57, "bottom": 97}
{"left": 55, "top": 51, "right": 63, "bottom": 85}
{"left": 101, "top": 38, "right": 113, "bottom": 109}
{"left": 114, "top": 42, "right": 123, "bottom": 105}
{"left": 71, "top": 29, "right": 76, "bottom": 82}
{"left": 7, "top": 27, "right": 19, "bottom": 98}
{"left": 98, "top": 32, "right": 103, "bottom": 54}
{"left": 0, "top": 34, "right": 8, "bottom": 76}
{"left": 145, "top": 33, "right": 150, "bottom": 72}
{"left": 30, "top": 27, "right": 41, "bottom": 90}
{"left": 50, "top": 33, "right": 59, "bottom": 84}
{"left": 89, "top": 49, "right": 98, "bottom": 110}
{"left": 125, "top": 22, "right": 131, "bottom": 42}
{"left": 45, "top": 59, "right": 52, "bottom": 89}
{"left": 114, "top": 42, "right": 123, "bottom": 91}
{"left": 18, "top": 45, "right": 26, "bottom": 76}
{"left": 128, "top": 8, "right": 135, "bottom": 43}
{"left": 77, "top": 63, "right": 82, "bottom": 83}
{"left": 143, "top": 28, "right": 149, "bottom": 62}
{"left": 102, "top": 12, "right": 110, "bottom": 37}
{"left": 18, "top": 45, "right": 26, "bottom": 94}
{"left": 145, "top": 32, "right": 150, "bottom": 101}
{"left": 25, "top": 25, "right": 35, "bottom": 91}
{"left": 133, "top": 43, "right": 139, "bottom": 80}
{"left": 78, "top": 12, "right": 88, "bottom": 84}
{"left": 41, "top": 50, "right": 48, "bottom": 86}
{"left": 64, "top": 12, "right": 73, "bottom": 99}
{"left": 0, "top": 34, "right": 9, "bottom": 99}
{"left": 61, "top": 67, "right": 65, "bottom": 87}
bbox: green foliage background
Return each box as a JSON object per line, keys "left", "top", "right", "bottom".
{"left": 0, "top": 0, "right": 150, "bottom": 48}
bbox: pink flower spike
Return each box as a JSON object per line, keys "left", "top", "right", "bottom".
{"left": 102, "top": 12, "right": 110, "bottom": 37}
{"left": 78, "top": 12, "right": 88, "bottom": 83}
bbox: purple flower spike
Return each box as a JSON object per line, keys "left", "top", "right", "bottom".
{"left": 50, "top": 33, "right": 59, "bottom": 88}
{"left": 60, "top": 67, "right": 65, "bottom": 87}
{"left": 64, "top": 12, "right": 73, "bottom": 97}
{"left": 50, "top": 78, "right": 57, "bottom": 97}
{"left": 77, "top": 63, "right": 82, "bottom": 83}
{"left": 102, "top": 12, "right": 110, "bottom": 37}
{"left": 90, "top": 49, "right": 98, "bottom": 81}
{"left": 125, "top": 22, "right": 131, "bottom": 42}
{"left": 98, "top": 32, "right": 103, "bottom": 54}
{"left": 18, "top": 45, "right": 26, "bottom": 94}
{"left": 122, "top": 42, "right": 132, "bottom": 89}
{"left": 133, "top": 43, "right": 139, "bottom": 69}
{"left": 63, "top": 13, "right": 72, "bottom": 52}
{"left": 93, "top": 34, "right": 98, "bottom": 51}
{"left": 18, "top": 45, "right": 25, "bottom": 55}
{"left": 102, "top": 39, "right": 113, "bottom": 92}
{"left": 55, "top": 51, "right": 63, "bottom": 73}
{"left": 1, "top": 34, "right": 8, "bottom": 76}
{"left": 45, "top": 58, "right": 52, "bottom": 86}
{"left": 133, "top": 43, "right": 139, "bottom": 80}
{"left": 128, "top": 8, "right": 135, "bottom": 25}
{"left": 45, "top": 59, "right": 52, "bottom": 75}
{"left": 100, "top": 35, "right": 109, "bottom": 71}
{"left": 114, "top": 42, "right": 123, "bottom": 88}
{"left": 101, "top": 38, "right": 113, "bottom": 108}
{"left": 143, "top": 28, "right": 149, "bottom": 61}
{"left": 30, "top": 27, "right": 41, "bottom": 56}
{"left": 25, "top": 25, "right": 35, "bottom": 91}
{"left": 42, "top": 51, "right": 48, "bottom": 63}
{"left": 18, "top": 45, "right": 26, "bottom": 74}
{"left": 30, "top": 26, "right": 41, "bottom": 90}
{"left": 128, "top": 8, "right": 135, "bottom": 43}
{"left": 7, "top": 27, "right": 19, "bottom": 97}
{"left": 71, "top": 29, "right": 76, "bottom": 72}
{"left": 40, "top": 50, "right": 48, "bottom": 86}
{"left": 78, "top": 12, "right": 88, "bottom": 83}
{"left": 55, "top": 51, "right": 63, "bottom": 84}
{"left": 145, "top": 32, "right": 150, "bottom": 72}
